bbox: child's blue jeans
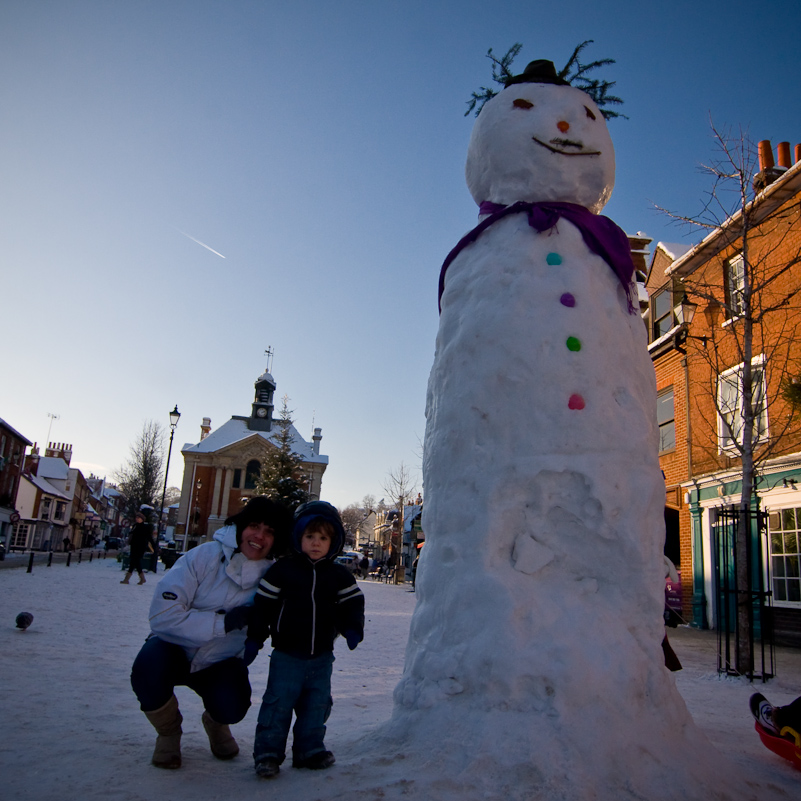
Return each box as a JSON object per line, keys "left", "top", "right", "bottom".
{"left": 253, "top": 649, "right": 334, "bottom": 765}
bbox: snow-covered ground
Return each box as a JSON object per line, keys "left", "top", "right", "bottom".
{"left": 0, "top": 557, "right": 798, "bottom": 800}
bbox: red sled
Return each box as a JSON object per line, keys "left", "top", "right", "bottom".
{"left": 755, "top": 721, "right": 801, "bottom": 771}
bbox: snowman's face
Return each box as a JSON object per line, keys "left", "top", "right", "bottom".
{"left": 465, "top": 83, "right": 615, "bottom": 214}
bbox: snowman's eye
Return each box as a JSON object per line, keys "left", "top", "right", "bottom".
{"left": 513, "top": 98, "right": 534, "bottom": 110}
{"left": 584, "top": 106, "right": 596, "bottom": 120}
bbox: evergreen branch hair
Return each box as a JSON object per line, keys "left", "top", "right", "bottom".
{"left": 465, "top": 43, "right": 522, "bottom": 117}
{"left": 466, "top": 39, "right": 627, "bottom": 120}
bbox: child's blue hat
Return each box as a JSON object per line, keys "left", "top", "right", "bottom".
{"left": 292, "top": 500, "right": 345, "bottom": 559}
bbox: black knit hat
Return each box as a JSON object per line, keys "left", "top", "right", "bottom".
{"left": 504, "top": 59, "right": 569, "bottom": 88}
{"left": 226, "top": 496, "right": 292, "bottom": 556}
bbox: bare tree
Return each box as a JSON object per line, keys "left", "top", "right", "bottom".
{"left": 114, "top": 420, "right": 165, "bottom": 521}
{"left": 339, "top": 504, "right": 363, "bottom": 547}
{"left": 658, "top": 125, "right": 801, "bottom": 673}
{"left": 381, "top": 462, "right": 419, "bottom": 581}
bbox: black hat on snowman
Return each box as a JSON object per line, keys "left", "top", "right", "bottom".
{"left": 504, "top": 60, "right": 570, "bottom": 88}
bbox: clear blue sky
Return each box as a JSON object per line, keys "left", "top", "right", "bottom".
{"left": 2, "top": 1, "right": 799, "bottom": 510}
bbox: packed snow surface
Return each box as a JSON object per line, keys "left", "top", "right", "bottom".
{"left": 0, "top": 560, "right": 798, "bottom": 800}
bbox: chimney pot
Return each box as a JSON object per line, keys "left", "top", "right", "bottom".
{"left": 758, "top": 140, "right": 775, "bottom": 170}
{"left": 795, "top": 144, "right": 801, "bottom": 165}
{"left": 777, "top": 141, "right": 791, "bottom": 168}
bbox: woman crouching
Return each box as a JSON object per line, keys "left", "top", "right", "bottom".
{"left": 130, "top": 496, "right": 291, "bottom": 768}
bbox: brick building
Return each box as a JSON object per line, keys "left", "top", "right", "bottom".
{"left": 175, "top": 369, "right": 328, "bottom": 549}
{"left": 645, "top": 139, "right": 801, "bottom": 644}
{"left": 0, "top": 417, "right": 32, "bottom": 548}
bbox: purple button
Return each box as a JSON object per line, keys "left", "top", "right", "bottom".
{"left": 560, "top": 293, "right": 575, "bottom": 307}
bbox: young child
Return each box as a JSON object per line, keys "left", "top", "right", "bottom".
{"left": 248, "top": 500, "right": 365, "bottom": 779}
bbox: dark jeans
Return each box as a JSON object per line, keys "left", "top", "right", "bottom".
{"left": 253, "top": 650, "right": 334, "bottom": 764}
{"left": 131, "top": 636, "right": 251, "bottom": 724}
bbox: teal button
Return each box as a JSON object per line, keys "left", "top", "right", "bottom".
{"left": 546, "top": 252, "right": 562, "bottom": 266}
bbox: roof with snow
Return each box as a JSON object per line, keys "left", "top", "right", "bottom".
{"left": 0, "top": 417, "right": 33, "bottom": 445}
{"left": 26, "top": 473, "right": 71, "bottom": 500}
{"left": 657, "top": 242, "right": 694, "bottom": 262}
{"left": 34, "top": 456, "right": 71, "bottom": 481}
{"left": 182, "top": 416, "right": 328, "bottom": 464}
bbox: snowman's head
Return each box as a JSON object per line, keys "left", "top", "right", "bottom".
{"left": 465, "top": 79, "right": 615, "bottom": 214}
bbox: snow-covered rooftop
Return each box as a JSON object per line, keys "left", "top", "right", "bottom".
{"left": 34, "top": 456, "right": 71, "bottom": 481}
{"left": 182, "top": 417, "right": 328, "bottom": 464}
{"left": 658, "top": 242, "right": 694, "bottom": 261}
{"left": 0, "top": 416, "right": 32, "bottom": 445}
{"left": 26, "top": 473, "right": 71, "bottom": 500}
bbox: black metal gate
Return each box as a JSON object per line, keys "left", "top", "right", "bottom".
{"left": 712, "top": 503, "right": 775, "bottom": 680}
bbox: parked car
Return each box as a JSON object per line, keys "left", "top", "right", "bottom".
{"left": 104, "top": 537, "right": 122, "bottom": 551}
{"left": 337, "top": 551, "right": 367, "bottom": 576}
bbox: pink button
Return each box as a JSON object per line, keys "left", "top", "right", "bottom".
{"left": 568, "top": 394, "right": 585, "bottom": 410}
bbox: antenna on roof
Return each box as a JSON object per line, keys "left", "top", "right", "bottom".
{"left": 46, "top": 412, "right": 60, "bottom": 447}
{"left": 264, "top": 346, "right": 274, "bottom": 373}
{"left": 311, "top": 409, "right": 316, "bottom": 437}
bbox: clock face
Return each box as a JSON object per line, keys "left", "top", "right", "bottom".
{"left": 256, "top": 407, "right": 268, "bottom": 418}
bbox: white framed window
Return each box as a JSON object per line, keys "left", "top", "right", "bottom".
{"left": 768, "top": 507, "right": 801, "bottom": 606}
{"left": 41, "top": 497, "right": 52, "bottom": 519}
{"left": 11, "top": 522, "right": 29, "bottom": 549}
{"left": 652, "top": 287, "right": 676, "bottom": 340}
{"left": 657, "top": 388, "right": 676, "bottom": 452}
{"left": 725, "top": 254, "right": 745, "bottom": 318}
{"left": 717, "top": 356, "right": 768, "bottom": 452}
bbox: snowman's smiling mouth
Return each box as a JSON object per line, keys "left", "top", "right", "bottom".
{"left": 532, "top": 136, "right": 601, "bottom": 156}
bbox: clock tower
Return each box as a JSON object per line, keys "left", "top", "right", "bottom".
{"left": 250, "top": 370, "right": 276, "bottom": 431}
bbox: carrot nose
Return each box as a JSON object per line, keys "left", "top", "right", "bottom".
{"left": 557, "top": 120, "right": 570, "bottom": 133}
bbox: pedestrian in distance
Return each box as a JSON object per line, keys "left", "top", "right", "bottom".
{"left": 129, "top": 496, "right": 292, "bottom": 769}
{"left": 121, "top": 511, "right": 155, "bottom": 585}
{"left": 247, "top": 501, "right": 365, "bottom": 779}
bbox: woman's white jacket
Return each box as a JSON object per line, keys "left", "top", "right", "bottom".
{"left": 147, "top": 525, "right": 272, "bottom": 672}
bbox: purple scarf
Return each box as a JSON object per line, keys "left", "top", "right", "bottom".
{"left": 438, "top": 200, "right": 636, "bottom": 314}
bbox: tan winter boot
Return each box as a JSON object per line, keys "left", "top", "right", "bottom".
{"left": 201, "top": 710, "right": 239, "bottom": 760}
{"left": 120, "top": 572, "right": 132, "bottom": 584}
{"left": 144, "top": 695, "right": 183, "bottom": 769}
{"left": 137, "top": 573, "right": 146, "bottom": 585}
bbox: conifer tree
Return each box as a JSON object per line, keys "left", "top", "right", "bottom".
{"left": 253, "top": 395, "right": 309, "bottom": 511}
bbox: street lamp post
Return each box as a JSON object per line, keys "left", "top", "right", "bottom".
{"left": 158, "top": 405, "right": 181, "bottom": 541}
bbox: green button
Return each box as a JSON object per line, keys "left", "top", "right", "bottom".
{"left": 566, "top": 336, "right": 581, "bottom": 351}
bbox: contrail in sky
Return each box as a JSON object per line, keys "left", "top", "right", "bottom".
{"left": 175, "top": 228, "right": 226, "bottom": 258}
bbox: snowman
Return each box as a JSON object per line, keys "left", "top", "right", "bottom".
{"left": 374, "top": 60, "right": 750, "bottom": 801}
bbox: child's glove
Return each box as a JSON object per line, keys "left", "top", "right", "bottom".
{"left": 344, "top": 630, "right": 363, "bottom": 651}
{"left": 224, "top": 605, "right": 252, "bottom": 633}
{"left": 242, "top": 639, "right": 262, "bottom": 666}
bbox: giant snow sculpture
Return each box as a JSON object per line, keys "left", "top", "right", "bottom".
{"left": 374, "top": 59, "right": 756, "bottom": 801}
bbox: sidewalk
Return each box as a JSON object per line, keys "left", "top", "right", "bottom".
{"left": 0, "top": 548, "right": 118, "bottom": 570}
{"left": 669, "top": 624, "right": 801, "bottom": 686}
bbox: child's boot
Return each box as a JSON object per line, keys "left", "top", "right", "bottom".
{"left": 255, "top": 757, "right": 281, "bottom": 778}
{"left": 293, "top": 750, "right": 335, "bottom": 770}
